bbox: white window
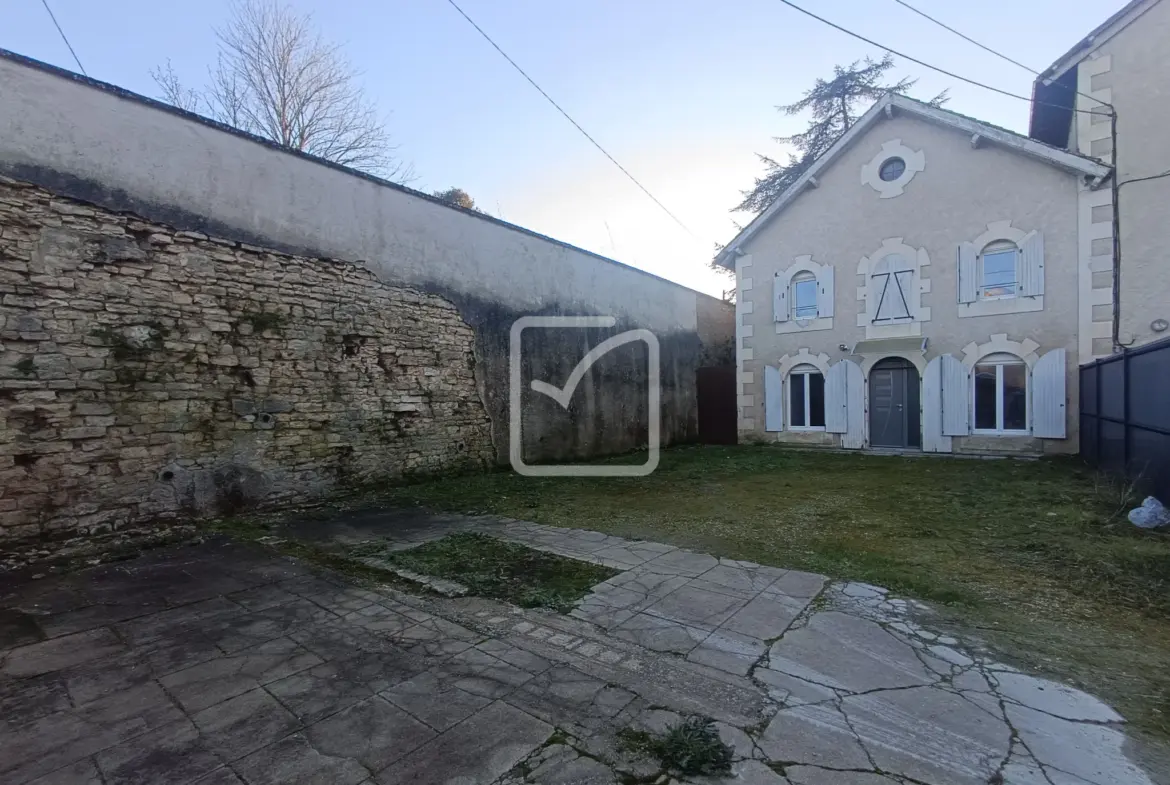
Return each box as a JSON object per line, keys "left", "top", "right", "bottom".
{"left": 979, "top": 242, "right": 1019, "bottom": 299}
{"left": 788, "top": 365, "right": 826, "bottom": 430}
{"left": 972, "top": 353, "right": 1028, "bottom": 434}
{"left": 878, "top": 157, "right": 906, "bottom": 182}
{"left": 791, "top": 271, "right": 818, "bottom": 320}
{"left": 871, "top": 253, "right": 914, "bottom": 322}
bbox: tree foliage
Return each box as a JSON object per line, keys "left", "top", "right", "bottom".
{"left": 735, "top": 56, "right": 947, "bottom": 214}
{"left": 432, "top": 187, "right": 477, "bottom": 211}
{"left": 151, "top": 0, "right": 413, "bottom": 182}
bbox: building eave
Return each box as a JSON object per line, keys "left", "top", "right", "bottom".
{"left": 1035, "top": 0, "right": 1157, "bottom": 83}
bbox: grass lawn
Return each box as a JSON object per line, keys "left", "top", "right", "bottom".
{"left": 355, "top": 532, "right": 617, "bottom": 612}
{"left": 371, "top": 445, "right": 1170, "bottom": 740}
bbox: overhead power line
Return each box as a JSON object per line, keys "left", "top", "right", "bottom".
{"left": 442, "top": 0, "right": 701, "bottom": 242}
{"left": 890, "top": 0, "right": 1039, "bottom": 76}
{"left": 39, "top": 0, "right": 86, "bottom": 76}
{"left": 775, "top": 0, "right": 1105, "bottom": 116}
{"left": 888, "top": 0, "right": 1107, "bottom": 111}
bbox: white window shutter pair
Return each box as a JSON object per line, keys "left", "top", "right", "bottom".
{"left": 824, "top": 359, "right": 864, "bottom": 448}
{"left": 1032, "top": 348, "right": 1066, "bottom": 438}
{"left": 818, "top": 267, "right": 835, "bottom": 318}
{"left": 957, "top": 242, "right": 977, "bottom": 304}
{"left": 1019, "top": 231, "right": 1045, "bottom": 297}
{"left": 776, "top": 267, "right": 834, "bottom": 321}
{"left": 774, "top": 278, "right": 788, "bottom": 323}
{"left": 764, "top": 365, "right": 783, "bottom": 431}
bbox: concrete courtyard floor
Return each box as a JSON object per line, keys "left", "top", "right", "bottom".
{"left": 1, "top": 510, "right": 1165, "bottom": 785}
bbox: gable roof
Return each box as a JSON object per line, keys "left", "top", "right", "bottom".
{"left": 714, "top": 93, "right": 1112, "bottom": 269}
{"left": 1029, "top": 0, "right": 1160, "bottom": 143}
{"left": 1035, "top": 0, "right": 1157, "bottom": 84}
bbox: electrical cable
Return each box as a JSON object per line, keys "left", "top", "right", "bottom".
{"left": 39, "top": 0, "right": 86, "bottom": 76}
{"left": 443, "top": 0, "right": 702, "bottom": 242}
{"left": 888, "top": 0, "right": 1109, "bottom": 112}
{"left": 890, "top": 0, "right": 1038, "bottom": 75}
{"left": 775, "top": 0, "right": 1105, "bottom": 116}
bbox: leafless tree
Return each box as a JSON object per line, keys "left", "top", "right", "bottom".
{"left": 151, "top": 0, "right": 414, "bottom": 182}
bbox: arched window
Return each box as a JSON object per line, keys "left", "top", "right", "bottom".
{"left": 788, "top": 363, "right": 826, "bottom": 430}
{"left": 979, "top": 241, "right": 1019, "bottom": 299}
{"left": 791, "top": 271, "right": 818, "bottom": 320}
{"left": 972, "top": 353, "right": 1027, "bottom": 434}
{"left": 871, "top": 254, "right": 914, "bottom": 322}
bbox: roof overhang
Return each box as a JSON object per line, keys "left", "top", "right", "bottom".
{"left": 1033, "top": 0, "right": 1156, "bottom": 85}
{"left": 851, "top": 336, "right": 928, "bottom": 357}
{"left": 714, "top": 93, "right": 1111, "bottom": 269}
{"left": 1028, "top": 0, "right": 1157, "bottom": 140}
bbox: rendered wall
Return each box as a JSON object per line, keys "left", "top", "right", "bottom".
{"left": 0, "top": 52, "right": 732, "bottom": 481}
{"left": 735, "top": 113, "right": 1083, "bottom": 455}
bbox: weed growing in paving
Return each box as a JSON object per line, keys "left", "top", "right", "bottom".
{"left": 367, "top": 532, "right": 618, "bottom": 612}
{"left": 618, "top": 716, "right": 733, "bottom": 777}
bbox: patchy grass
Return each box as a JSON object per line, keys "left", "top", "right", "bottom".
{"left": 367, "top": 532, "right": 617, "bottom": 612}
{"left": 618, "top": 716, "right": 733, "bottom": 777}
{"left": 372, "top": 445, "right": 1170, "bottom": 740}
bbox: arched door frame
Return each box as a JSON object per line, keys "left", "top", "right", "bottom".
{"left": 866, "top": 356, "right": 923, "bottom": 449}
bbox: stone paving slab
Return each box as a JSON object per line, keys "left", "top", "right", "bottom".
{"left": 0, "top": 520, "right": 1165, "bottom": 785}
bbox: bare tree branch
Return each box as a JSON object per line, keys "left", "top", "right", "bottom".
{"left": 150, "top": 60, "right": 203, "bottom": 114}
{"left": 150, "top": 0, "right": 414, "bottom": 183}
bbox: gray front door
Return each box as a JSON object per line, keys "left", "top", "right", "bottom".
{"left": 869, "top": 358, "right": 921, "bottom": 448}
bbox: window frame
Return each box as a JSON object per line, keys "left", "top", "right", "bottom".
{"left": 978, "top": 241, "right": 1020, "bottom": 301}
{"left": 971, "top": 355, "right": 1029, "bottom": 435}
{"left": 791, "top": 271, "right": 819, "bottom": 320}
{"left": 878, "top": 157, "right": 906, "bottom": 182}
{"left": 787, "top": 366, "right": 826, "bottom": 431}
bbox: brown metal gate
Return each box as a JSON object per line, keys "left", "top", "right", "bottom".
{"left": 696, "top": 366, "right": 737, "bottom": 445}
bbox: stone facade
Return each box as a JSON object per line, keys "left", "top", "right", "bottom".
{"left": 0, "top": 177, "right": 494, "bottom": 547}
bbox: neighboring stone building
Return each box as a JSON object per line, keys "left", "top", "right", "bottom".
{"left": 0, "top": 51, "right": 732, "bottom": 552}
{"left": 713, "top": 94, "right": 1110, "bottom": 455}
{"left": 1030, "top": 0, "right": 1170, "bottom": 354}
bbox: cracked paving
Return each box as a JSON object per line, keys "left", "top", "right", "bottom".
{"left": 0, "top": 513, "right": 1164, "bottom": 785}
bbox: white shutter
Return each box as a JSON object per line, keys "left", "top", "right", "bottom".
{"left": 764, "top": 365, "right": 783, "bottom": 431}
{"left": 818, "top": 266, "right": 835, "bottom": 318}
{"left": 922, "top": 356, "right": 952, "bottom": 453}
{"left": 958, "top": 242, "right": 977, "bottom": 304}
{"left": 842, "top": 360, "right": 865, "bottom": 449}
{"left": 1020, "top": 231, "right": 1045, "bottom": 297}
{"left": 940, "top": 354, "right": 969, "bottom": 436}
{"left": 774, "top": 277, "right": 789, "bottom": 323}
{"left": 1032, "top": 348, "right": 1067, "bottom": 438}
{"left": 824, "top": 361, "right": 848, "bottom": 433}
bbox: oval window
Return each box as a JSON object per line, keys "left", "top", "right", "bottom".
{"left": 878, "top": 157, "right": 906, "bottom": 182}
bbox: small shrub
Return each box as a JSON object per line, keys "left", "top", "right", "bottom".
{"left": 618, "top": 715, "right": 733, "bottom": 777}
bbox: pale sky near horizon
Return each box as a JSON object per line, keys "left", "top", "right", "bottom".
{"left": 2, "top": 0, "right": 1126, "bottom": 296}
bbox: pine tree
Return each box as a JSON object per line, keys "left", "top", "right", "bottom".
{"left": 735, "top": 55, "right": 947, "bottom": 214}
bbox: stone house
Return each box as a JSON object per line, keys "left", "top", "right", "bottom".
{"left": 713, "top": 93, "right": 1110, "bottom": 455}
{"left": 1030, "top": 0, "right": 1170, "bottom": 354}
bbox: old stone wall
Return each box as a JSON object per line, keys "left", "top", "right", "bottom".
{"left": 0, "top": 178, "right": 494, "bottom": 548}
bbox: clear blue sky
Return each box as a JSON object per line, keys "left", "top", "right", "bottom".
{"left": 2, "top": 0, "right": 1126, "bottom": 295}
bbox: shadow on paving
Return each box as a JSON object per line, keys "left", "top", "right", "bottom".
{"left": 0, "top": 516, "right": 1166, "bottom": 785}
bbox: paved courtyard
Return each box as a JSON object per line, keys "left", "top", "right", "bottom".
{"left": 0, "top": 511, "right": 1164, "bottom": 785}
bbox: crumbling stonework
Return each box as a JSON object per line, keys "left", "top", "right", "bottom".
{"left": 0, "top": 177, "right": 494, "bottom": 547}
